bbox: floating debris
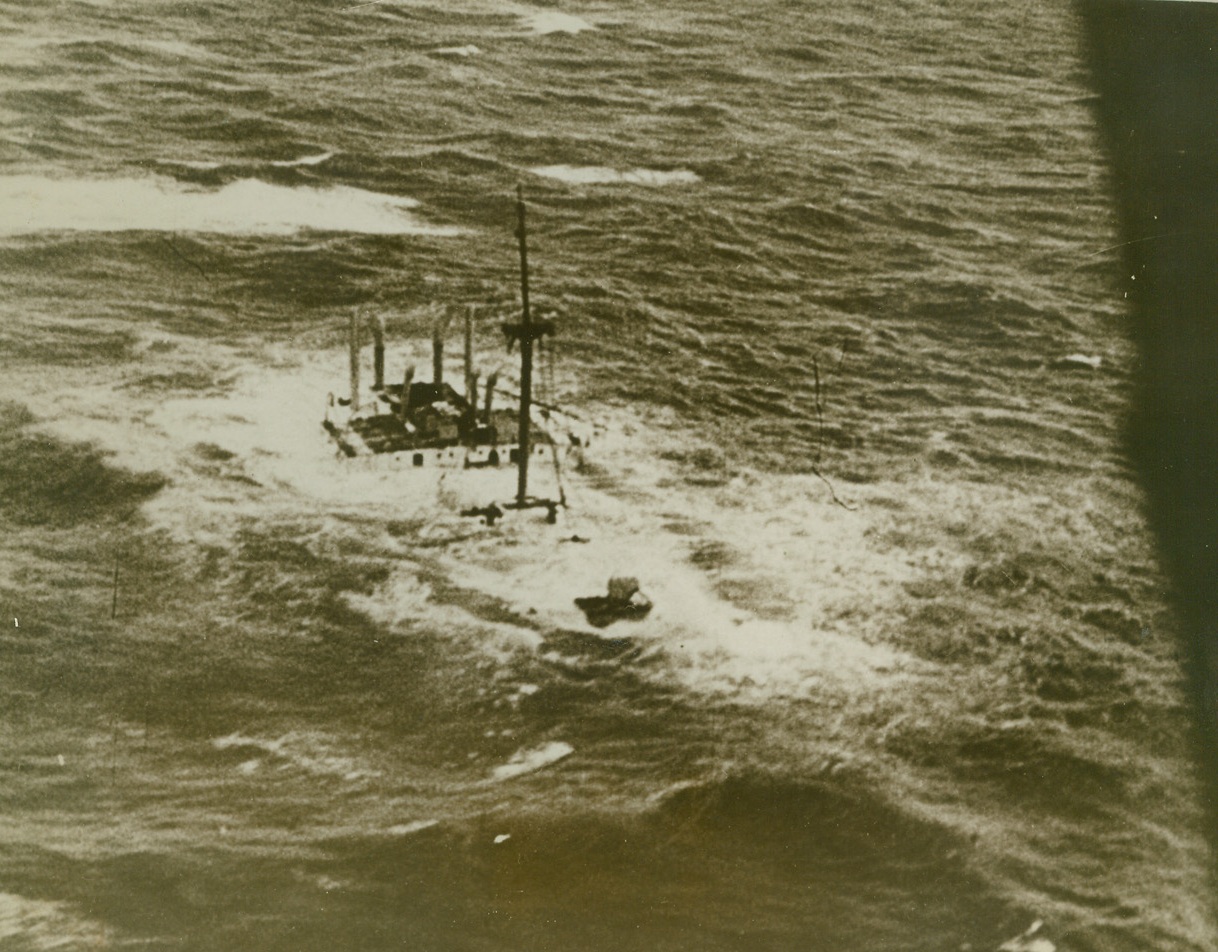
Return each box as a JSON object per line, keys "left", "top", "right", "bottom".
{"left": 576, "top": 576, "right": 653, "bottom": 628}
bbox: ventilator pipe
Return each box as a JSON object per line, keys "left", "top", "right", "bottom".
{"left": 483, "top": 371, "right": 498, "bottom": 424}
{"left": 348, "top": 310, "right": 361, "bottom": 411}
{"left": 400, "top": 365, "right": 415, "bottom": 422}
{"left": 371, "top": 314, "right": 385, "bottom": 390}
{"left": 464, "top": 304, "right": 475, "bottom": 404}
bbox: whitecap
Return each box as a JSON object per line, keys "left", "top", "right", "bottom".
{"left": 161, "top": 152, "right": 332, "bottom": 171}
{"left": 166, "top": 159, "right": 225, "bottom": 170}
{"left": 1052, "top": 353, "right": 1102, "bottom": 370}
{"left": 521, "top": 11, "right": 594, "bottom": 35}
{"left": 386, "top": 819, "right": 438, "bottom": 836}
{"left": 0, "top": 174, "right": 458, "bottom": 236}
{"left": 433, "top": 45, "right": 482, "bottom": 57}
{"left": 530, "top": 165, "right": 701, "bottom": 187}
{"left": 269, "top": 152, "right": 335, "bottom": 168}
{"left": 999, "top": 920, "right": 1056, "bottom": 952}
{"left": 211, "top": 732, "right": 380, "bottom": 781}
{"left": 491, "top": 740, "right": 573, "bottom": 781}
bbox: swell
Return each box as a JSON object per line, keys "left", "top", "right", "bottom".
{"left": 0, "top": 403, "right": 166, "bottom": 528}
{"left": 6, "top": 769, "right": 1009, "bottom": 952}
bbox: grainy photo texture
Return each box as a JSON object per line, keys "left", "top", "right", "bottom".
{"left": 0, "top": 1, "right": 1214, "bottom": 951}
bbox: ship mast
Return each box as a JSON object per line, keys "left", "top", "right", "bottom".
{"left": 502, "top": 185, "right": 554, "bottom": 506}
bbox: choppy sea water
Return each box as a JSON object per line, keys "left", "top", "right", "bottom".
{"left": 0, "top": 1, "right": 1213, "bottom": 950}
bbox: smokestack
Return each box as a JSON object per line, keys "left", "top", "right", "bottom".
{"left": 432, "top": 331, "right": 443, "bottom": 385}
{"left": 483, "top": 371, "right": 498, "bottom": 424}
{"left": 400, "top": 365, "right": 415, "bottom": 422}
{"left": 371, "top": 314, "right": 385, "bottom": 390}
{"left": 348, "top": 310, "right": 361, "bottom": 411}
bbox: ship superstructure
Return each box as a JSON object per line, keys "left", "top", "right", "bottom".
{"left": 322, "top": 188, "right": 583, "bottom": 517}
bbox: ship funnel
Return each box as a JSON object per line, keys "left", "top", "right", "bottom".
{"left": 432, "top": 331, "right": 443, "bottom": 385}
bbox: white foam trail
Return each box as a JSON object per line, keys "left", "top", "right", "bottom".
{"left": 85, "top": 342, "right": 908, "bottom": 699}
{"left": 0, "top": 175, "right": 458, "bottom": 236}
{"left": 21, "top": 338, "right": 915, "bottom": 704}
{"left": 433, "top": 45, "right": 482, "bottom": 57}
{"left": 491, "top": 740, "right": 573, "bottom": 781}
{"left": 530, "top": 165, "right": 701, "bottom": 187}
{"left": 521, "top": 11, "right": 594, "bottom": 34}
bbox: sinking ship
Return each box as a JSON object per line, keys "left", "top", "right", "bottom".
{"left": 322, "top": 187, "right": 586, "bottom": 519}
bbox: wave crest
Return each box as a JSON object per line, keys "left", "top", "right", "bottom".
{"left": 0, "top": 175, "right": 457, "bottom": 236}
{"left": 530, "top": 165, "right": 701, "bottom": 187}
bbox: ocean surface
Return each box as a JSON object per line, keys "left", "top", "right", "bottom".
{"left": 0, "top": 1, "right": 1213, "bottom": 950}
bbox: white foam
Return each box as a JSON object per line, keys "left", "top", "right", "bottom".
{"left": 1054, "top": 352, "right": 1102, "bottom": 369}
{"left": 491, "top": 740, "right": 573, "bottom": 781}
{"left": 999, "top": 920, "right": 1056, "bottom": 952}
{"left": 212, "top": 731, "right": 380, "bottom": 782}
{"left": 93, "top": 343, "right": 903, "bottom": 701}
{"left": 530, "top": 165, "right": 701, "bottom": 187}
{"left": 0, "top": 892, "right": 109, "bottom": 950}
{"left": 521, "top": 11, "right": 594, "bottom": 34}
{"left": 269, "top": 152, "right": 335, "bottom": 168}
{"left": 0, "top": 174, "right": 457, "bottom": 236}
{"left": 19, "top": 336, "right": 916, "bottom": 705}
{"left": 167, "top": 159, "right": 225, "bottom": 170}
{"left": 157, "top": 150, "right": 337, "bottom": 171}
{"left": 433, "top": 45, "right": 483, "bottom": 57}
{"left": 386, "top": 819, "right": 438, "bottom": 836}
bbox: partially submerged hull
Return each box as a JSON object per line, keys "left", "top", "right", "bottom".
{"left": 323, "top": 375, "right": 580, "bottom": 471}
{"left": 322, "top": 190, "right": 585, "bottom": 520}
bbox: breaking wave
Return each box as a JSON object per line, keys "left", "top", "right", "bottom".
{"left": 0, "top": 403, "right": 166, "bottom": 528}
{"left": 0, "top": 175, "right": 458, "bottom": 236}
{"left": 529, "top": 165, "right": 702, "bottom": 186}
{"left": 490, "top": 740, "right": 574, "bottom": 781}
{"left": 519, "top": 10, "right": 595, "bottom": 35}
